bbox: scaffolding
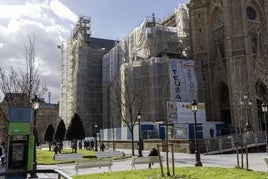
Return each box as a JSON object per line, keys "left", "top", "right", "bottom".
{"left": 59, "top": 16, "right": 92, "bottom": 126}
{"left": 72, "top": 16, "right": 91, "bottom": 47}
{"left": 102, "top": 5, "right": 202, "bottom": 128}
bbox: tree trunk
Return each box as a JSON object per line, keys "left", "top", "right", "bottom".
{"left": 131, "top": 129, "right": 135, "bottom": 156}
{"left": 75, "top": 139, "right": 77, "bottom": 153}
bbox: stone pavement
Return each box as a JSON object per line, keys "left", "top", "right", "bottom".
{"left": 0, "top": 149, "right": 267, "bottom": 178}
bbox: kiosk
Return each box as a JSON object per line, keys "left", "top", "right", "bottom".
{"left": 7, "top": 107, "right": 34, "bottom": 178}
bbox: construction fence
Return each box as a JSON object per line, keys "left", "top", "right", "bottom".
{"left": 205, "top": 131, "right": 267, "bottom": 154}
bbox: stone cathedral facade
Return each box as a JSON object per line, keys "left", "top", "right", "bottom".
{"left": 188, "top": 0, "right": 268, "bottom": 133}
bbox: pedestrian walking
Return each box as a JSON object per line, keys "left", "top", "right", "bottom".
{"left": 1, "top": 155, "right": 5, "bottom": 167}
{"left": 210, "top": 128, "right": 214, "bottom": 137}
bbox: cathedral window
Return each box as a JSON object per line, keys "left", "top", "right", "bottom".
{"left": 246, "top": 6, "right": 257, "bottom": 20}
{"left": 214, "top": 12, "right": 223, "bottom": 28}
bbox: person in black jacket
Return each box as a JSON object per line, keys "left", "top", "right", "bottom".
{"left": 148, "top": 148, "right": 158, "bottom": 168}
{"left": 100, "top": 143, "right": 105, "bottom": 151}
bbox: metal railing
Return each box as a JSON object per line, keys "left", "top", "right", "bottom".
{"left": 0, "top": 169, "right": 72, "bottom": 179}
{"left": 205, "top": 131, "right": 267, "bottom": 154}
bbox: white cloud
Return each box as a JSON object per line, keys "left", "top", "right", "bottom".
{"left": 0, "top": 0, "right": 77, "bottom": 103}
{"left": 0, "top": 5, "right": 25, "bottom": 19}
{"left": 50, "top": 0, "right": 77, "bottom": 23}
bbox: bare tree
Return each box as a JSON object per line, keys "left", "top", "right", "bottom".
{"left": 0, "top": 35, "right": 47, "bottom": 100}
{"left": 0, "top": 67, "right": 20, "bottom": 95}
{"left": 0, "top": 35, "right": 48, "bottom": 141}
{"left": 20, "top": 35, "right": 48, "bottom": 99}
{"left": 0, "top": 66, "right": 22, "bottom": 121}
{"left": 109, "top": 65, "right": 146, "bottom": 156}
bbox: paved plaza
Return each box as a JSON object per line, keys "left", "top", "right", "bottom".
{"left": 0, "top": 149, "right": 267, "bottom": 178}
{"left": 39, "top": 150, "right": 268, "bottom": 177}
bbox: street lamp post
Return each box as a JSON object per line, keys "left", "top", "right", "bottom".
{"left": 191, "top": 99, "right": 202, "bottom": 167}
{"left": 112, "top": 128, "right": 115, "bottom": 151}
{"left": 137, "top": 111, "right": 143, "bottom": 157}
{"left": 165, "top": 114, "right": 170, "bottom": 176}
{"left": 261, "top": 103, "right": 268, "bottom": 153}
{"left": 95, "top": 123, "right": 98, "bottom": 151}
{"left": 30, "top": 95, "right": 40, "bottom": 178}
{"left": 239, "top": 94, "right": 253, "bottom": 132}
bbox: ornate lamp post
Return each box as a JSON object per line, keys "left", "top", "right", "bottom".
{"left": 30, "top": 95, "right": 40, "bottom": 178}
{"left": 136, "top": 111, "right": 143, "bottom": 157}
{"left": 261, "top": 103, "right": 268, "bottom": 153}
{"left": 239, "top": 94, "right": 253, "bottom": 132}
{"left": 191, "top": 99, "right": 202, "bottom": 167}
{"left": 94, "top": 123, "right": 98, "bottom": 151}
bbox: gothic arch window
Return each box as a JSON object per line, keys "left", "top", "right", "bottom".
{"left": 255, "top": 81, "right": 267, "bottom": 130}
{"left": 216, "top": 82, "right": 231, "bottom": 125}
{"left": 255, "top": 81, "right": 267, "bottom": 101}
{"left": 211, "top": 10, "right": 225, "bottom": 59}
{"left": 246, "top": 2, "right": 264, "bottom": 54}
{"left": 247, "top": 6, "right": 257, "bottom": 20}
{"left": 246, "top": 3, "right": 262, "bottom": 23}
{"left": 214, "top": 11, "right": 224, "bottom": 28}
{"left": 219, "top": 83, "right": 229, "bottom": 109}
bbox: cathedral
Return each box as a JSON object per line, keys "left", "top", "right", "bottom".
{"left": 59, "top": 1, "right": 268, "bottom": 138}
{"left": 188, "top": 0, "right": 268, "bottom": 133}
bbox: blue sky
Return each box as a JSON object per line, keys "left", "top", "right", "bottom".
{"left": 0, "top": 0, "right": 189, "bottom": 103}
{"left": 62, "top": 0, "right": 189, "bottom": 39}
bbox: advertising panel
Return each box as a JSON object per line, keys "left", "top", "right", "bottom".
{"left": 8, "top": 123, "right": 31, "bottom": 135}
{"left": 167, "top": 101, "right": 206, "bottom": 123}
{"left": 176, "top": 102, "right": 206, "bottom": 123}
{"left": 169, "top": 59, "right": 198, "bottom": 102}
{"left": 9, "top": 107, "right": 33, "bottom": 122}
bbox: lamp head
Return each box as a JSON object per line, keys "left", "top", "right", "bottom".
{"left": 191, "top": 99, "right": 198, "bottom": 112}
{"left": 243, "top": 94, "right": 248, "bottom": 99}
{"left": 136, "top": 111, "right": 141, "bottom": 120}
{"left": 32, "top": 95, "right": 40, "bottom": 110}
{"left": 262, "top": 103, "right": 268, "bottom": 112}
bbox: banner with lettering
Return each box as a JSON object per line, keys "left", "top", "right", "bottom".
{"left": 169, "top": 59, "right": 197, "bottom": 102}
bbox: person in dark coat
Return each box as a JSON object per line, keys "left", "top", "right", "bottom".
{"left": 1, "top": 155, "right": 5, "bottom": 167}
{"left": 100, "top": 143, "right": 105, "bottom": 151}
{"left": 1, "top": 147, "right": 4, "bottom": 167}
{"left": 210, "top": 127, "right": 214, "bottom": 138}
{"left": 90, "top": 140, "right": 94, "bottom": 151}
{"left": 148, "top": 148, "right": 158, "bottom": 168}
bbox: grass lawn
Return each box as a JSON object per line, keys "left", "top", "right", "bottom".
{"left": 36, "top": 148, "right": 97, "bottom": 164}
{"left": 37, "top": 148, "right": 130, "bottom": 164}
{"left": 73, "top": 167, "right": 268, "bottom": 179}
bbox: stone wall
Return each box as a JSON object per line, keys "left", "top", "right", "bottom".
{"left": 100, "top": 139, "right": 207, "bottom": 154}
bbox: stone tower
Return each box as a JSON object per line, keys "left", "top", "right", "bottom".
{"left": 188, "top": 0, "right": 268, "bottom": 133}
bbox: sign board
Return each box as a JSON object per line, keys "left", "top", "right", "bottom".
{"left": 169, "top": 59, "right": 198, "bottom": 102}
{"left": 168, "top": 102, "right": 206, "bottom": 123}
{"left": 8, "top": 123, "right": 31, "bottom": 135}
{"left": 9, "top": 107, "right": 33, "bottom": 122}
